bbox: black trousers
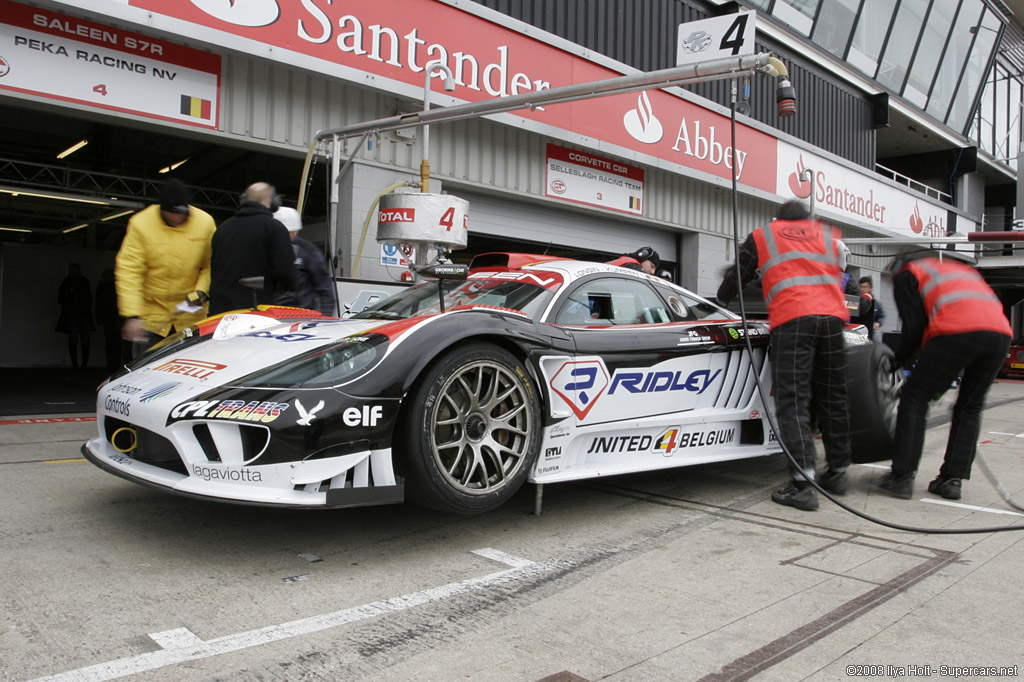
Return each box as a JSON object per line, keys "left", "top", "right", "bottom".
{"left": 892, "top": 331, "right": 1010, "bottom": 479}
{"left": 770, "top": 315, "right": 851, "bottom": 480}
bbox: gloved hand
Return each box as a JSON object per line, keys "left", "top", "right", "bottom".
{"left": 185, "top": 290, "right": 209, "bottom": 306}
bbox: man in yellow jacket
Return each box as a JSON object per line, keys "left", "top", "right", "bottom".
{"left": 115, "top": 179, "right": 216, "bottom": 349}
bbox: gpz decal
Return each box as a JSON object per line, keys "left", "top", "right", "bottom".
{"left": 152, "top": 358, "right": 227, "bottom": 379}
{"left": 241, "top": 331, "right": 328, "bottom": 342}
{"left": 171, "top": 400, "right": 289, "bottom": 423}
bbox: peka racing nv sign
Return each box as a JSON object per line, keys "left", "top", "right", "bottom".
{"left": 0, "top": 0, "right": 221, "bottom": 128}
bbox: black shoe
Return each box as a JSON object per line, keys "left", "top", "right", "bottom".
{"left": 927, "top": 476, "right": 962, "bottom": 500}
{"left": 876, "top": 472, "right": 914, "bottom": 500}
{"left": 818, "top": 469, "right": 848, "bottom": 495}
{"left": 771, "top": 483, "right": 819, "bottom": 511}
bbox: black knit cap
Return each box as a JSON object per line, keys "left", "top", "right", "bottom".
{"left": 633, "top": 246, "right": 660, "bottom": 268}
{"left": 159, "top": 178, "right": 191, "bottom": 215}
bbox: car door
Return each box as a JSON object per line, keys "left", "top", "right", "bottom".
{"left": 542, "top": 275, "right": 724, "bottom": 428}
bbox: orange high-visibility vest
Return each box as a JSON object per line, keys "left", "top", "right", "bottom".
{"left": 904, "top": 257, "right": 1010, "bottom": 345}
{"left": 752, "top": 218, "right": 848, "bottom": 328}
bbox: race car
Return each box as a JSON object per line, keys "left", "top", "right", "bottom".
{"left": 1000, "top": 338, "right": 1024, "bottom": 378}
{"left": 82, "top": 253, "right": 899, "bottom": 514}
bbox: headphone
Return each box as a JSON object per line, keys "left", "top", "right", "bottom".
{"left": 634, "top": 246, "right": 655, "bottom": 262}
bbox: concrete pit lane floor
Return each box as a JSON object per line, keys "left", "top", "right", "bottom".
{"left": 1, "top": 379, "right": 1023, "bottom": 681}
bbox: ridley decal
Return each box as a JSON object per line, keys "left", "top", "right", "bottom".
{"left": 549, "top": 359, "right": 610, "bottom": 420}
{"left": 608, "top": 368, "right": 722, "bottom": 396}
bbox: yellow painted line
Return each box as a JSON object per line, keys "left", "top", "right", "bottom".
{"left": 46, "top": 458, "right": 87, "bottom": 464}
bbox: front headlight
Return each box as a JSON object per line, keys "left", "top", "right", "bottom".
{"left": 233, "top": 334, "right": 388, "bottom": 388}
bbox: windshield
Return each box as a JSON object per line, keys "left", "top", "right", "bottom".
{"left": 352, "top": 277, "right": 555, "bottom": 320}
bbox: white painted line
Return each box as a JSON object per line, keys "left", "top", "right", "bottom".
{"left": 29, "top": 549, "right": 570, "bottom": 682}
{"left": 987, "top": 431, "right": 1024, "bottom": 438}
{"left": 472, "top": 547, "right": 536, "bottom": 568}
{"left": 921, "top": 498, "right": 1024, "bottom": 517}
{"left": 148, "top": 628, "right": 204, "bottom": 649}
{"left": 856, "top": 463, "right": 890, "bottom": 470}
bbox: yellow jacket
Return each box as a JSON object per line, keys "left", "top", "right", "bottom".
{"left": 115, "top": 204, "right": 216, "bottom": 336}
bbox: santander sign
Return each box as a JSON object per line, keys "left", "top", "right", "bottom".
{"left": 129, "top": 0, "right": 779, "bottom": 192}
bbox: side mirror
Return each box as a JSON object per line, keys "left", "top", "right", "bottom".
{"left": 239, "top": 276, "right": 266, "bottom": 310}
{"left": 419, "top": 263, "right": 469, "bottom": 280}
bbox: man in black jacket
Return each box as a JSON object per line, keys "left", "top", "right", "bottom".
{"left": 209, "top": 182, "right": 297, "bottom": 315}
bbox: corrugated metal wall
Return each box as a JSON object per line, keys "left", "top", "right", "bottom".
{"left": 471, "top": 0, "right": 875, "bottom": 170}
{"left": 210, "top": 11, "right": 800, "bottom": 248}
{"left": 213, "top": 50, "right": 776, "bottom": 242}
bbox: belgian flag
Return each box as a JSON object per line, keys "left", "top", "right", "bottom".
{"left": 180, "top": 95, "right": 212, "bottom": 120}
{"left": 628, "top": 196, "right": 641, "bottom": 211}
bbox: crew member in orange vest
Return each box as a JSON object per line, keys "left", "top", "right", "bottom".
{"left": 717, "top": 200, "right": 851, "bottom": 511}
{"left": 877, "top": 250, "right": 1011, "bottom": 501}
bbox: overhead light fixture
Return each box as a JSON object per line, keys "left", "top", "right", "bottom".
{"left": 0, "top": 226, "right": 33, "bottom": 233}
{"left": 63, "top": 223, "right": 89, "bottom": 234}
{"left": 56, "top": 139, "right": 89, "bottom": 159}
{"left": 158, "top": 158, "right": 190, "bottom": 174}
{"left": 101, "top": 209, "right": 134, "bottom": 221}
{"left": 0, "top": 187, "right": 110, "bottom": 206}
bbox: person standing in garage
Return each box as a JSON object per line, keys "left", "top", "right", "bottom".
{"left": 272, "top": 206, "right": 336, "bottom": 316}
{"left": 209, "top": 182, "right": 297, "bottom": 315}
{"left": 877, "top": 250, "right": 1011, "bottom": 501}
{"left": 54, "top": 262, "right": 93, "bottom": 370}
{"left": 716, "top": 200, "right": 851, "bottom": 512}
{"left": 115, "top": 178, "right": 216, "bottom": 350}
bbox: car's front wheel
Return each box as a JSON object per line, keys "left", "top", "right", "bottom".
{"left": 400, "top": 343, "right": 541, "bottom": 514}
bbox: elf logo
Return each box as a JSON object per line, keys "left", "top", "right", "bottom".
{"left": 342, "top": 404, "right": 383, "bottom": 427}
{"left": 189, "top": 0, "right": 280, "bottom": 27}
{"left": 378, "top": 208, "right": 416, "bottom": 223}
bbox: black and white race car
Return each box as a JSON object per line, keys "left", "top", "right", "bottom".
{"left": 82, "top": 253, "right": 898, "bottom": 514}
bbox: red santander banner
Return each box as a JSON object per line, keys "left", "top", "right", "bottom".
{"left": 127, "top": 0, "right": 778, "bottom": 192}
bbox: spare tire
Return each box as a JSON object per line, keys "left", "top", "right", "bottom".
{"left": 847, "top": 342, "right": 901, "bottom": 463}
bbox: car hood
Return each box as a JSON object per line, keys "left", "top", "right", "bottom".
{"left": 132, "top": 314, "right": 392, "bottom": 387}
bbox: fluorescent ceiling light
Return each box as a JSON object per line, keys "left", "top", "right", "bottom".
{"left": 0, "top": 226, "right": 33, "bottom": 233}
{"left": 0, "top": 188, "right": 110, "bottom": 206}
{"left": 101, "top": 209, "right": 134, "bottom": 221}
{"left": 63, "top": 223, "right": 89, "bottom": 234}
{"left": 56, "top": 139, "right": 89, "bottom": 159}
{"left": 158, "top": 158, "right": 190, "bottom": 174}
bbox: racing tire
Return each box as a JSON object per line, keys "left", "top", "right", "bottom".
{"left": 847, "top": 342, "right": 901, "bottom": 463}
{"left": 399, "top": 343, "right": 542, "bottom": 514}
